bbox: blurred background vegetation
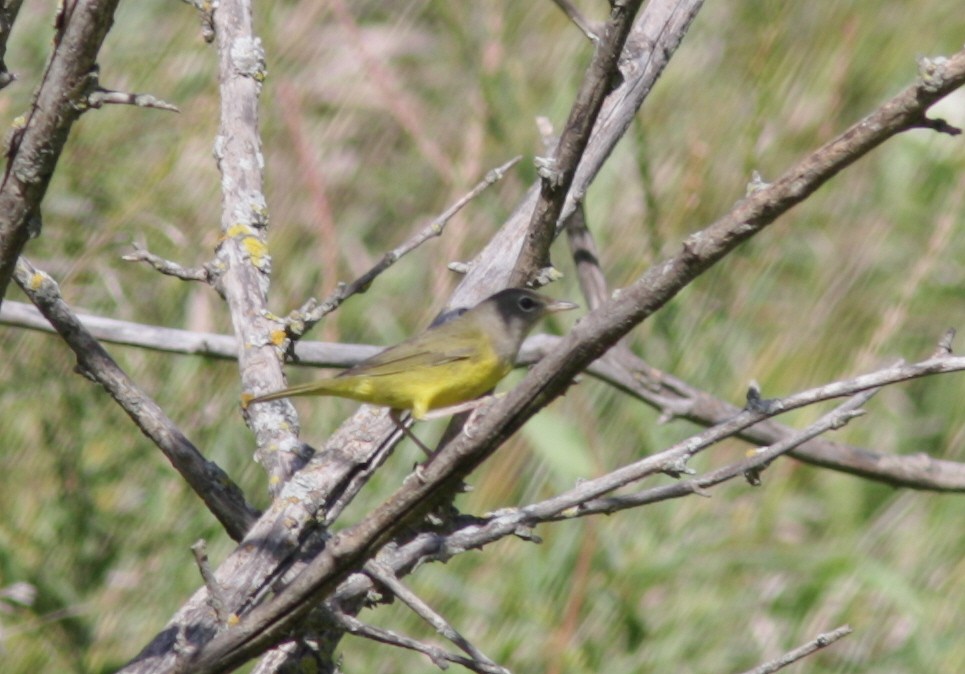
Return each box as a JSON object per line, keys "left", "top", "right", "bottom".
{"left": 1, "top": 1, "right": 964, "bottom": 672}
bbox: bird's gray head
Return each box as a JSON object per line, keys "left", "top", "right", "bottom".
{"left": 483, "top": 287, "right": 577, "bottom": 353}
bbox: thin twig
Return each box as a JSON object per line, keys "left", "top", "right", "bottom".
{"left": 284, "top": 155, "right": 523, "bottom": 340}
{"left": 572, "top": 389, "right": 877, "bottom": 517}
{"left": 192, "top": 540, "right": 231, "bottom": 626}
{"left": 334, "top": 610, "right": 509, "bottom": 674}
{"left": 365, "top": 561, "right": 508, "bottom": 673}
{"left": 122, "top": 242, "right": 215, "bottom": 282}
{"left": 87, "top": 88, "right": 180, "bottom": 112}
{"left": 737, "top": 625, "right": 853, "bottom": 674}
{"left": 549, "top": 0, "right": 602, "bottom": 43}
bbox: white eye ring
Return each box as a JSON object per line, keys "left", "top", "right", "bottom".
{"left": 518, "top": 297, "right": 538, "bottom": 311}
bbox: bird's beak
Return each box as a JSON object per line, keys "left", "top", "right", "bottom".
{"left": 545, "top": 299, "right": 579, "bottom": 314}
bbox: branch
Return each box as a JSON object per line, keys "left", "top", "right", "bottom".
{"left": 86, "top": 87, "right": 180, "bottom": 112}
{"left": 0, "top": 0, "right": 23, "bottom": 90}
{"left": 13, "top": 258, "right": 258, "bottom": 540}
{"left": 365, "top": 562, "right": 509, "bottom": 674}
{"left": 7, "top": 298, "right": 963, "bottom": 493}
{"left": 282, "top": 155, "right": 523, "bottom": 341}
{"left": 208, "top": 0, "right": 311, "bottom": 493}
{"left": 183, "top": 48, "right": 965, "bottom": 666}
{"left": 449, "top": 0, "right": 704, "bottom": 308}
{"left": 522, "top": 333, "right": 965, "bottom": 492}
{"left": 549, "top": 0, "right": 602, "bottom": 43}
{"left": 513, "top": 0, "right": 645, "bottom": 284}
{"left": 0, "top": 0, "right": 122, "bottom": 306}
{"left": 572, "top": 389, "right": 877, "bottom": 517}
{"left": 122, "top": 243, "right": 216, "bottom": 282}
{"left": 334, "top": 611, "right": 507, "bottom": 674}
{"left": 0, "top": 299, "right": 379, "bottom": 365}
{"left": 192, "top": 540, "right": 231, "bottom": 626}
{"left": 738, "top": 625, "right": 853, "bottom": 674}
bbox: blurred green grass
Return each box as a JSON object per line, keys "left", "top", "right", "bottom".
{"left": 1, "top": 2, "right": 964, "bottom": 672}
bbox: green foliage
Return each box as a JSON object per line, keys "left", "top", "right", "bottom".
{"left": 2, "top": 1, "right": 964, "bottom": 673}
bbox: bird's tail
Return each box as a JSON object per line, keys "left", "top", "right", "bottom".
{"left": 243, "top": 379, "right": 343, "bottom": 408}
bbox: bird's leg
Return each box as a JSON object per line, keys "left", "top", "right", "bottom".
{"left": 419, "top": 394, "right": 505, "bottom": 438}
{"left": 389, "top": 409, "right": 434, "bottom": 456}
{"left": 419, "top": 394, "right": 501, "bottom": 421}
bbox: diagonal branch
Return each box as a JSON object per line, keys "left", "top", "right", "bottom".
{"left": 738, "top": 625, "right": 853, "bottom": 674}
{"left": 282, "top": 155, "right": 523, "bottom": 342}
{"left": 452, "top": 0, "right": 704, "bottom": 308}
{"left": 0, "top": 0, "right": 122, "bottom": 307}
{"left": 365, "top": 561, "right": 509, "bottom": 673}
{"left": 333, "top": 611, "right": 508, "bottom": 674}
{"left": 570, "top": 388, "right": 878, "bottom": 516}
{"left": 0, "top": 0, "right": 23, "bottom": 90}
{"left": 184, "top": 47, "right": 965, "bottom": 671}
{"left": 13, "top": 258, "right": 258, "bottom": 540}
{"left": 512, "top": 0, "right": 645, "bottom": 284}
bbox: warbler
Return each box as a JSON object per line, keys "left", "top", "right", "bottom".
{"left": 248, "top": 288, "right": 577, "bottom": 419}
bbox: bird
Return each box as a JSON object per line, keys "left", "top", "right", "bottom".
{"left": 247, "top": 288, "right": 577, "bottom": 422}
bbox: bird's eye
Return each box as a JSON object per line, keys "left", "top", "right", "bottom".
{"left": 518, "top": 296, "right": 538, "bottom": 312}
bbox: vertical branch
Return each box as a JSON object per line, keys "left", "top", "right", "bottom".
{"left": 211, "top": 1, "right": 306, "bottom": 491}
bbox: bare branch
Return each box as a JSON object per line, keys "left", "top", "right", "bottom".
{"left": 574, "top": 389, "right": 876, "bottom": 517}
{"left": 0, "top": 299, "right": 379, "bottom": 365}
{"left": 738, "top": 625, "right": 853, "bottom": 674}
{"left": 192, "top": 540, "right": 231, "bottom": 626}
{"left": 0, "top": 0, "right": 23, "bottom": 90}
{"left": 0, "top": 0, "right": 122, "bottom": 306}
{"left": 208, "top": 0, "right": 312, "bottom": 493}
{"left": 334, "top": 611, "right": 507, "bottom": 674}
{"left": 366, "top": 562, "right": 509, "bottom": 674}
{"left": 13, "top": 258, "right": 258, "bottom": 540}
{"left": 284, "top": 155, "right": 523, "bottom": 341}
{"left": 513, "top": 0, "right": 645, "bottom": 285}
{"left": 87, "top": 87, "right": 180, "bottom": 112}
{"left": 123, "top": 243, "right": 216, "bottom": 282}
{"left": 449, "top": 0, "right": 705, "bottom": 308}
{"left": 549, "top": 0, "right": 602, "bottom": 43}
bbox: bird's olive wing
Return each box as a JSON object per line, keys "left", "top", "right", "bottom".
{"left": 338, "top": 328, "right": 479, "bottom": 378}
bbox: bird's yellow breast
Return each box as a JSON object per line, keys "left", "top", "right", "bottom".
{"left": 317, "top": 342, "right": 510, "bottom": 419}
